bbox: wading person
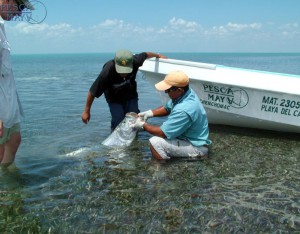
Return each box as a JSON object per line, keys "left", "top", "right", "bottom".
{"left": 0, "top": 0, "right": 34, "bottom": 168}
{"left": 81, "top": 49, "right": 167, "bottom": 130}
{"left": 133, "top": 70, "right": 212, "bottom": 161}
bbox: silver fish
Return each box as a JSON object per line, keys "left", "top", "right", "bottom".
{"left": 102, "top": 112, "right": 139, "bottom": 147}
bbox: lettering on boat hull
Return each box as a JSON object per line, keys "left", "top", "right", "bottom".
{"left": 195, "top": 82, "right": 300, "bottom": 126}
{"left": 200, "top": 84, "right": 249, "bottom": 110}
{"left": 261, "top": 95, "right": 300, "bottom": 120}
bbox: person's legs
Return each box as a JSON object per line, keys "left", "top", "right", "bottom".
{"left": 150, "top": 144, "right": 164, "bottom": 160}
{"left": 0, "top": 144, "right": 4, "bottom": 163}
{"left": 108, "top": 102, "right": 126, "bottom": 130}
{"left": 125, "top": 98, "right": 139, "bottom": 114}
{"left": 149, "top": 136, "right": 208, "bottom": 160}
{"left": 108, "top": 99, "right": 139, "bottom": 130}
{"left": 0, "top": 132, "right": 21, "bottom": 168}
{"left": 1, "top": 124, "right": 21, "bottom": 165}
{"left": 149, "top": 136, "right": 171, "bottom": 160}
{"left": 0, "top": 124, "right": 9, "bottom": 162}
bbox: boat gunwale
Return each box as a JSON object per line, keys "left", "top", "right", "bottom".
{"left": 140, "top": 58, "right": 300, "bottom": 95}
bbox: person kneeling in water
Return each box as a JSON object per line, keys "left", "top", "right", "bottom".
{"left": 133, "top": 70, "right": 212, "bottom": 161}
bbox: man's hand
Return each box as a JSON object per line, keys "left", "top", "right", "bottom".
{"left": 81, "top": 111, "right": 90, "bottom": 124}
{"left": 131, "top": 117, "right": 145, "bottom": 131}
{"left": 138, "top": 110, "right": 153, "bottom": 121}
{"left": 0, "top": 120, "right": 3, "bottom": 137}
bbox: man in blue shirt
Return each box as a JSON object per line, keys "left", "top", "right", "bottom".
{"left": 135, "top": 70, "right": 212, "bottom": 160}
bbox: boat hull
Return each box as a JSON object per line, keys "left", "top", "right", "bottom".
{"left": 139, "top": 58, "right": 300, "bottom": 133}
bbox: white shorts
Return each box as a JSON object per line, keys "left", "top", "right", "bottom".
{"left": 149, "top": 136, "right": 208, "bottom": 160}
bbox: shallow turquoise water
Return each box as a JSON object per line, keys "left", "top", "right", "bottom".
{"left": 1, "top": 53, "right": 300, "bottom": 232}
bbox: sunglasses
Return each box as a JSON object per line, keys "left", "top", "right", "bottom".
{"left": 165, "top": 86, "right": 179, "bottom": 93}
{"left": 18, "top": 4, "right": 26, "bottom": 10}
{"left": 16, "top": 2, "right": 28, "bottom": 11}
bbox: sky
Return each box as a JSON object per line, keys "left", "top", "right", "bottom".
{"left": 3, "top": 0, "right": 300, "bottom": 54}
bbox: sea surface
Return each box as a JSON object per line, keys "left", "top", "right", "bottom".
{"left": 1, "top": 53, "right": 300, "bottom": 233}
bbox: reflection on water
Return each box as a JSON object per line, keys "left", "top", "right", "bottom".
{"left": 2, "top": 125, "right": 299, "bottom": 233}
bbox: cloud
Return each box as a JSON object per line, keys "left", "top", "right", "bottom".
{"left": 281, "top": 22, "right": 299, "bottom": 29}
{"left": 10, "top": 22, "right": 84, "bottom": 40}
{"left": 5, "top": 18, "right": 300, "bottom": 53}
{"left": 207, "top": 22, "right": 262, "bottom": 36}
{"left": 226, "top": 22, "right": 262, "bottom": 31}
{"left": 169, "top": 17, "right": 198, "bottom": 28}
{"left": 14, "top": 22, "right": 47, "bottom": 34}
{"left": 168, "top": 17, "right": 201, "bottom": 33}
{"left": 280, "top": 23, "right": 300, "bottom": 37}
{"left": 8, "top": 19, "right": 263, "bottom": 40}
{"left": 96, "top": 19, "right": 125, "bottom": 28}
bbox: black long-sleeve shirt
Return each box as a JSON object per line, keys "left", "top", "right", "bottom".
{"left": 90, "top": 52, "right": 148, "bottom": 103}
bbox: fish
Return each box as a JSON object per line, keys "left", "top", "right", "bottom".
{"left": 102, "top": 112, "right": 139, "bottom": 147}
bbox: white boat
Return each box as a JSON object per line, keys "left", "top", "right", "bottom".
{"left": 139, "top": 58, "right": 300, "bottom": 134}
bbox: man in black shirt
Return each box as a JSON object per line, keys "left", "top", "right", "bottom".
{"left": 81, "top": 50, "right": 167, "bottom": 130}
